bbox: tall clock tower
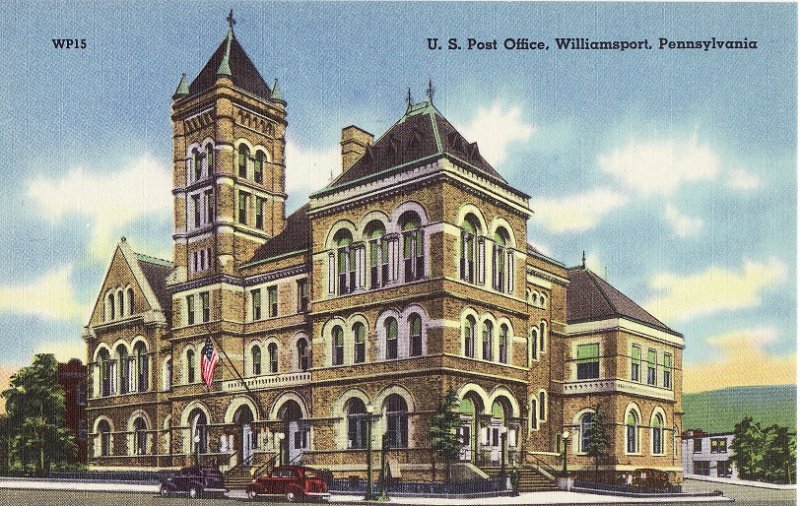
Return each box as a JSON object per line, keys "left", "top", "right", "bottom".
{"left": 169, "top": 13, "right": 287, "bottom": 283}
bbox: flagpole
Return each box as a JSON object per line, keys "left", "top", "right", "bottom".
{"left": 204, "top": 325, "right": 263, "bottom": 420}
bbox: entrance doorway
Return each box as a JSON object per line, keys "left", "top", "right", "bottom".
{"left": 278, "top": 400, "right": 307, "bottom": 465}
{"left": 233, "top": 405, "right": 255, "bottom": 466}
{"left": 457, "top": 395, "right": 481, "bottom": 463}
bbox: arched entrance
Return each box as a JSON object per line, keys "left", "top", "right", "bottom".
{"left": 278, "top": 400, "right": 305, "bottom": 465}
{"left": 189, "top": 408, "right": 208, "bottom": 456}
{"left": 488, "top": 398, "right": 512, "bottom": 465}
{"left": 457, "top": 394, "right": 483, "bottom": 463}
{"left": 233, "top": 405, "right": 256, "bottom": 465}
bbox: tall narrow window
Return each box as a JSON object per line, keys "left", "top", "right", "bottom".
{"left": 268, "top": 343, "right": 278, "bottom": 373}
{"left": 238, "top": 191, "right": 249, "bottom": 225}
{"left": 576, "top": 343, "right": 600, "bottom": 379}
{"left": 663, "top": 353, "right": 673, "bottom": 389}
{"left": 200, "top": 291, "right": 210, "bottom": 322}
{"left": 464, "top": 316, "right": 475, "bottom": 358}
{"left": 251, "top": 289, "right": 262, "bottom": 321}
{"left": 297, "top": 279, "right": 308, "bottom": 312}
{"left": 492, "top": 229, "right": 509, "bottom": 292}
{"left": 99, "top": 350, "right": 112, "bottom": 396}
{"left": 530, "top": 327, "right": 539, "bottom": 362}
{"left": 334, "top": 230, "right": 354, "bottom": 295}
{"left": 365, "top": 222, "right": 386, "bottom": 289}
{"left": 268, "top": 286, "right": 278, "bottom": 317}
{"left": 255, "top": 197, "right": 264, "bottom": 229}
{"left": 385, "top": 395, "right": 408, "bottom": 448}
{"left": 134, "top": 342, "right": 148, "bottom": 392}
{"left": 186, "top": 295, "right": 195, "bottom": 325}
{"left": 238, "top": 144, "right": 249, "bottom": 178}
{"left": 192, "top": 195, "right": 201, "bottom": 228}
{"left": 647, "top": 349, "right": 657, "bottom": 386}
{"left": 204, "top": 190, "right": 214, "bottom": 224}
{"left": 254, "top": 151, "right": 265, "bottom": 184}
{"left": 400, "top": 212, "right": 423, "bottom": 282}
{"left": 117, "top": 345, "right": 129, "bottom": 395}
{"left": 98, "top": 420, "right": 112, "bottom": 456}
{"left": 539, "top": 321, "right": 547, "bottom": 354}
{"left": 652, "top": 414, "right": 664, "bottom": 454}
{"left": 297, "top": 338, "right": 309, "bottom": 371}
{"left": 332, "top": 326, "right": 344, "bottom": 366}
{"left": 118, "top": 290, "right": 124, "bottom": 320}
{"left": 409, "top": 314, "right": 422, "bottom": 357}
{"left": 482, "top": 321, "right": 493, "bottom": 361}
{"left": 193, "top": 148, "right": 202, "bottom": 180}
{"left": 353, "top": 322, "right": 366, "bottom": 364}
{"left": 530, "top": 399, "right": 538, "bottom": 430}
{"left": 107, "top": 293, "right": 115, "bottom": 321}
{"left": 347, "top": 399, "right": 367, "bottom": 449}
{"left": 626, "top": 411, "right": 639, "bottom": 453}
{"left": 499, "top": 324, "right": 509, "bottom": 363}
{"left": 385, "top": 318, "right": 398, "bottom": 359}
{"left": 127, "top": 287, "right": 134, "bottom": 315}
{"left": 251, "top": 345, "right": 262, "bottom": 376}
{"left": 631, "top": 345, "right": 641, "bottom": 382}
{"left": 205, "top": 144, "right": 214, "bottom": 174}
{"left": 460, "top": 216, "right": 479, "bottom": 283}
{"left": 579, "top": 413, "right": 593, "bottom": 453}
{"left": 186, "top": 349, "right": 196, "bottom": 383}
{"left": 538, "top": 391, "right": 546, "bottom": 421}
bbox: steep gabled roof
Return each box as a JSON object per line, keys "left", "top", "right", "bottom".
{"left": 567, "top": 268, "right": 679, "bottom": 336}
{"left": 188, "top": 27, "right": 272, "bottom": 101}
{"left": 320, "top": 100, "right": 507, "bottom": 192}
{"left": 248, "top": 204, "right": 311, "bottom": 263}
{"left": 134, "top": 253, "right": 173, "bottom": 315}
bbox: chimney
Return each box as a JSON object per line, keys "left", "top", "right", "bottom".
{"left": 341, "top": 125, "right": 374, "bottom": 172}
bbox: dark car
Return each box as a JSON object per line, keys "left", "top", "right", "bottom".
{"left": 246, "top": 465, "right": 330, "bottom": 502}
{"left": 159, "top": 466, "right": 227, "bottom": 499}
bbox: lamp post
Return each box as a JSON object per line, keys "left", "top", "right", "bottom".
{"left": 276, "top": 433, "right": 285, "bottom": 467}
{"left": 561, "top": 430, "right": 571, "bottom": 476}
{"left": 500, "top": 426, "right": 508, "bottom": 478}
{"left": 193, "top": 435, "right": 200, "bottom": 467}
{"left": 364, "top": 404, "right": 374, "bottom": 500}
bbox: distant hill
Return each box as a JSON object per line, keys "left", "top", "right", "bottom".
{"left": 683, "top": 385, "right": 796, "bottom": 434}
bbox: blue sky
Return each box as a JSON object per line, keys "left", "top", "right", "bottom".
{"left": 0, "top": 2, "right": 795, "bottom": 394}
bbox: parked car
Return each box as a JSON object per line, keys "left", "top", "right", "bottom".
{"left": 246, "top": 465, "right": 330, "bottom": 502}
{"left": 159, "top": 466, "right": 227, "bottom": 499}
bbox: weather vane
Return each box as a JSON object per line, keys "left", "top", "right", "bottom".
{"left": 227, "top": 9, "right": 236, "bottom": 28}
{"left": 426, "top": 79, "right": 435, "bottom": 102}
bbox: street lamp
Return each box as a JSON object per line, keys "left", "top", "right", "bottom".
{"left": 561, "top": 430, "right": 571, "bottom": 476}
{"left": 364, "top": 404, "right": 374, "bottom": 500}
{"left": 276, "top": 433, "right": 285, "bottom": 466}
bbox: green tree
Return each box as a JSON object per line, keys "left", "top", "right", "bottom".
{"left": 0, "top": 415, "right": 10, "bottom": 475}
{"left": 731, "top": 417, "right": 766, "bottom": 481}
{"left": 428, "top": 389, "right": 462, "bottom": 483}
{"left": 762, "top": 425, "right": 796, "bottom": 484}
{"left": 585, "top": 406, "right": 610, "bottom": 483}
{"left": 2, "top": 354, "right": 76, "bottom": 475}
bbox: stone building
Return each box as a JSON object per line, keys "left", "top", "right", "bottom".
{"left": 82, "top": 18, "right": 684, "bottom": 485}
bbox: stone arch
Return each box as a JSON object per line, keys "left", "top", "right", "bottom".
{"left": 389, "top": 201, "right": 430, "bottom": 233}
{"left": 489, "top": 217, "right": 517, "bottom": 248}
{"left": 224, "top": 396, "right": 260, "bottom": 424}
{"left": 455, "top": 203, "right": 488, "bottom": 234}
{"left": 324, "top": 220, "right": 358, "bottom": 250}
{"left": 269, "top": 392, "right": 309, "bottom": 420}
{"left": 356, "top": 210, "right": 391, "bottom": 236}
{"left": 487, "top": 386, "right": 521, "bottom": 418}
{"left": 456, "top": 383, "right": 491, "bottom": 415}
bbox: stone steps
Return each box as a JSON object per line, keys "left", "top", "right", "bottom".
{"left": 479, "top": 465, "right": 560, "bottom": 493}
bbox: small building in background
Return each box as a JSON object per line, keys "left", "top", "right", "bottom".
{"left": 681, "top": 429, "right": 736, "bottom": 479}
{"left": 58, "top": 358, "right": 88, "bottom": 464}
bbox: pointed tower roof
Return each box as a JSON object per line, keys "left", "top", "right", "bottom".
{"left": 318, "top": 95, "right": 510, "bottom": 194}
{"left": 187, "top": 15, "right": 272, "bottom": 100}
{"left": 173, "top": 73, "right": 189, "bottom": 98}
{"left": 271, "top": 79, "right": 285, "bottom": 104}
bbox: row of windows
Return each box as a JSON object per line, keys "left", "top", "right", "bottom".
{"left": 191, "top": 248, "right": 213, "bottom": 274}
{"left": 186, "top": 291, "right": 211, "bottom": 325}
{"left": 250, "top": 279, "right": 309, "bottom": 321}
{"left": 462, "top": 315, "right": 548, "bottom": 366}
{"left": 187, "top": 142, "right": 273, "bottom": 187}
{"left": 189, "top": 190, "right": 214, "bottom": 230}
{"left": 237, "top": 191, "right": 270, "bottom": 230}
{"left": 577, "top": 407, "right": 669, "bottom": 456}
{"left": 459, "top": 213, "right": 515, "bottom": 295}
{"left": 529, "top": 390, "right": 548, "bottom": 430}
{"left": 188, "top": 143, "right": 215, "bottom": 184}
{"left": 527, "top": 288, "right": 548, "bottom": 309}
{"left": 95, "top": 342, "right": 149, "bottom": 397}
{"left": 693, "top": 437, "right": 729, "bottom": 454}
{"left": 104, "top": 286, "right": 135, "bottom": 322}
{"left": 330, "top": 314, "right": 424, "bottom": 366}
{"left": 573, "top": 343, "right": 674, "bottom": 388}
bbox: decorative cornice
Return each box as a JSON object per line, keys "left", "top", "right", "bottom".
{"left": 168, "top": 265, "right": 307, "bottom": 293}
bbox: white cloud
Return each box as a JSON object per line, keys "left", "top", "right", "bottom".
{"left": 26, "top": 154, "right": 172, "bottom": 260}
{"left": 32, "top": 339, "right": 85, "bottom": 363}
{"left": 531, "top": 187, "right": 629, "bottom": 233}
{"left": 665, "top": 203, "right": 703, "bottom": 237}
{"left": 727, "top": 168, "right": 760, "bottom": 191}
{"left": 457, "top": 101, "right": 534, "bottom": 167}
{"left": 706, "top": 326, "right": 778, "bottom": 350}
{"left": 598, "top": 136, "right": 719, "bottom": 196}
{"left": 644, "top": 257, "right": 788, "bottom": 323}
{"left": 285, "top": 139, "right": 340, "bottom": 199}
{"left": 0, "top": 264, "right": 83, "bottom": 320}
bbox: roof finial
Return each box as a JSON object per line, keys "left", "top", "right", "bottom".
{"left": 406, "top": 87, "right": 413, "bottom": 109}
{"left": 217, "top": 11, "right": 234, "bottom": 76}
{"left": 426, "top": 79, "right": 435, "bottom": 103}
{"left": 227, "top": 9, "right": 236, "bottom": 30}
{"left": 582, "top": 250, "right": 586, "bottom": 269}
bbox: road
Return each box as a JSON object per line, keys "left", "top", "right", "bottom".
{"left": 682, "top": 478, "right": 796, "bottom": 506}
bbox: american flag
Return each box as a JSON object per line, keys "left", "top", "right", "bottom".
{"left": 201, "top": 336, "right": 220, "bottom": 389}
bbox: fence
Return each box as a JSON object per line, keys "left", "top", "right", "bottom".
{"left": 329, "top": 475, "right": 508, "bottom": 496}
{"left": 48, "top": 470, "right": 173, "bottom": 483}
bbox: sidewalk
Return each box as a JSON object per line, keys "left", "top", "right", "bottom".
{"left": 0, "top": 478, "right": 733, "bottom": 504}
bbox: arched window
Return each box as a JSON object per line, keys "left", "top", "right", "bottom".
{"left": 409, "top": 314, "right": 422, "bottom": 357}
{"left": 499, "top": 324, "right": 509, "bottom": 363}
{"left": 108, "top": 293, "right": 115, "bottom": 320}
{"left": 538, "top": 390, "right": 547, "bottom": 422}
{"left": 186, "top": 349, "right": 196, "bottom": 384}
{"left": 133, "top": 417, "right": 147, "bottom": 455}
{"left": 268, "top": 343, "right": 278, "bottom": 373}
{"left": 400, "top": 211, "right": 424, "bottom": 282}
{"left": 193, "top": 148, "right": 202, "bottom": 180}
{"left": 205, "top": 143, "right": 214, "bottom": 174}
{"left": 482, "top": 321, "right": 493, "bottom": 361}
{"left": 464, "top": 316, "right": 475, "bottom": 358}
{"left": 99, "top": 349, "right": 112, "bottom": 397}
{"left": 334, "top": 230, "right": 355, "bottom": 295}
{"left": 492, "top": 227, "right": 513, "bottom": 293}
{"left": 346, "top": 398, "right": 368, "bottom": 449}
{"left": 126, "top": 287, "right": 134, "bottom": 315}
{"left": 133, "top": 342, "right": 148, "bottom": 392}
{"left": 98, "top": 420, "right": 112, "bottom": 456}
{"left": 116, "top": 344, "right": 130, "bottom": 395}
{"left": 530, "top": 398, "right": 538, "bottom": 430}
{"left": 365, "top": 221, "right": 387, "bottom": 289}
{"left": 384, "top": 395, "right": 408, "bottom": 448}
{"left": 251, "top": 345, "right": 262, "bottom": 376}
{"left": 353, "top": 322, "right": 366, "bottom": 364}
{"left": 460, "top": 214, "right": 483, "bottom": 284}
{"left": 579, "top": 412, "right": 593, "bottom": 453}
{"left": 539, "top": 320, "right": 547, "bottom": 354}
{"left": 332, "top": 326, "right": 344, "bottom": 366}
{"left": 190, "top": 409, "right": 208, "bottom": 454}
{"left": 626, "top": 410, "right": 640, "bottom": 454}
{"left": 530, "top": 327, "right": 539, "bottom": 362}
{"left": 385, "top": 318, "right": 398, "bottom": 360}
{"left": 652, "top": 413, "right": 664, "bottom": 455}
{"left": 254, "top": 151, "right": 265, "bottom": 184}
{"left": 163, "top": 358, "right": 172, "bottom": 391}
{"left": 238, "top": 144, "right": 249, "bottom": 178}
{"left": 297, "top": 338, "right": 309, "bottom": 371}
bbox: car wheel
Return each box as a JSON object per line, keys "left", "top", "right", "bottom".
{"left": 247, "top": 488, "right": 259, "bottom": 500}
{"left": 188, "top": 486, "right": 201, "bottom": 499}
{"left": 285, "top": 491, "right": 296, "bottom": 502}
{"left": 159, "top": 485, "right": 171, "bottom": 497}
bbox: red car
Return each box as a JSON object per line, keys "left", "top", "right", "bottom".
{"left": 246, "top": 465, "right": 330, "bottom": 502}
